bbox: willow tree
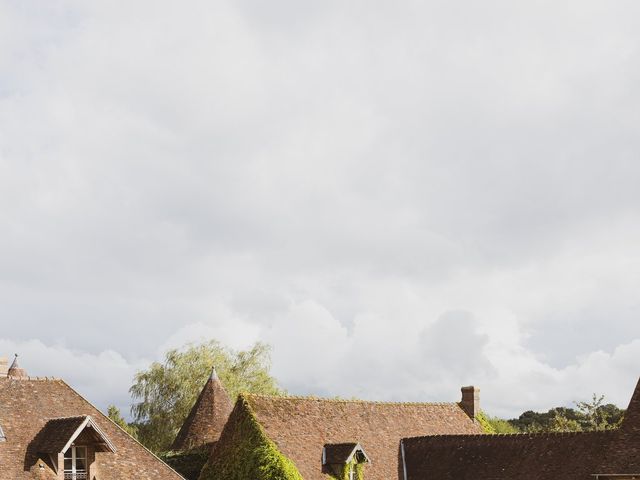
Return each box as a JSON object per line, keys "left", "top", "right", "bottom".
{"left": 130, "top": 340, "right": 283, "bottom": 452}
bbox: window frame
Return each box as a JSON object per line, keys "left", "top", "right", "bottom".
{"left": 63, "top": 445, "right": 88, "bottom": 480}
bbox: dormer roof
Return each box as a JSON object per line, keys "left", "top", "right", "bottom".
{"left": 323, "top": 443, "right": 371, "bottom": 465}
{"left": 34, "top": 415, "right": 116, "bottom": 454}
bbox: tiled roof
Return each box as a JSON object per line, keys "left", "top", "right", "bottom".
{"left": 597, "top": 378, "right": 640, "bottom": 475}
{"left": 0, "top": 356, "right": 8, "bottom": 377}
{"left": 33, "top": 416, "right": 88, "bottom": 454}
{"left": 240, "top": 394, "right": 483, "bottom": 480}
{"left": 0, "top": 376, "right": 184, "bottom": 480}
{"left": 402, "top": 430, "right": 616, "bottom": 480}
{"left": 33, "top": 415, "right": 116, "bottom": 454}
{"left": 7, "top": 354, "right": 27, "bottom": 378}
{"left": 402, "top": 378, "right": 640, "bottom": 480}
{"left": 171, "top": 368, "right": 233, "bottom": 451}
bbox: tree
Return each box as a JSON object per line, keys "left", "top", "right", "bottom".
{"left": 129, "top": 340, "right": 283, "bottom": 453}
{"left": 575, "top": 393, "right": 622, "bottom": 431}
{"left": 510, "top": 406, "right": 582, "bottom": 432}
{"left": 506, "top": 395, "right": 625, "bottom": 433}
{"left": 484, "top": 415, "right": 520, "bottom": 434}
{"left": 107, "top": 405, "right": 139, "bottom": 438}
{"left": 599, "top": 403, "right": 625, "bottom": 427}
{"left": 547, "top": 411, "right": 582, "bottom": 432}
{"left": 576, "top": 393, "right": 606, "bottom": 430}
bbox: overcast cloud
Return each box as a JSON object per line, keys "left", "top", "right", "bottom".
{"left": 1, "top": 0, "right": 640, "bottom": 418}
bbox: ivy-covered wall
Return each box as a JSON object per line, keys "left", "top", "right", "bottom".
{"left": 160, "top": 447, "right": 210, "bottom": 480}
{"left": 198, "top": 396, "right": 303, "bottom": 480}
{"left": 327, "top": 461, "right": 366, "bottom": 480}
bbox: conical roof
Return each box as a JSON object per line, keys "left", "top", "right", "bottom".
{"left": 171, "top": 367, "right": 234, "bottom": 451}
{"left": 597, "top": 376, "right": 640, "bottom": 474}
{"left": 622, "top": 376, "right": 640, "bottom": 430}
{"left": 7, "top": 354, "right": 27, "bottom": 378}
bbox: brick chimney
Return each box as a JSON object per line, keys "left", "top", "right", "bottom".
{"left": 0, "top": 356, "right": 8, "bottom": 377}
{"left": 7, "top": 354, "right": 27, "bottom": 378}
{"left": 460, "top": 386, "right": 480, "bottom": 420}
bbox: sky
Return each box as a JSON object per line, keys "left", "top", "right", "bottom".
{"left": 1, "top": 0, "right": 640, "bottom": 419}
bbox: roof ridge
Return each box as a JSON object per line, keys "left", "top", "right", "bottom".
{"left": 1, "top": 376, "right": 63, "bottom": 381}
{"left": 57, "top": 379, "right": 187, "bottom": 480}
{"left": 405, "top": 429, "right": 618, "bottom": 441}
{"left": 242, "top": 392, "right": 460, "bottom": 406}
{"left": 44, "top": 415, "right": 89, "bottom": 421}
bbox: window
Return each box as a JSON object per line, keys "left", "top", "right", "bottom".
{"left": 64, "top": 446, "right": 87, "bottom": 480}
{"left": 349, "top": 464, "right": 355, "bottom": 480}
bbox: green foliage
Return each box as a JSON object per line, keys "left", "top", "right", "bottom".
{"left": 506, "top": 394, "right": 625, "bottom": 433}
{"left": 332, "top": 461, "right": 365, "bottom": 480}
{"left": 130, "top": 340, "right": 283, "bottom": 452}
{"left": 160, "top": 448, "right": 210, "bottom": 480}
{"left": 547, "top": 411, "right": 583, "bottom": 432}
{"left": 575, "top": 394, "right": 618, "bottom": 431}
{"left": 106, "top": 404, "right": 139, "bottom": 438}
{"left": 482, "top": 414, "right": 519, "bottom": 434}
{"left": 199, "top": 397, "right": 303, "bottom": 480}
{"left": 476, "top": 411, "right": 497, "bottom": 434}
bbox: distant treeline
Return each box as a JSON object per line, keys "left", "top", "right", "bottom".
{"left": 486, "top": 395, "right": 625, "bottom": 433}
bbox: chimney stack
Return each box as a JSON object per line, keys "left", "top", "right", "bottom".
{"left": 0, "top": 356, "right": 8, "bottom": 377}
{"left": 460, "top": 386, "right": 480, "bottom": 420}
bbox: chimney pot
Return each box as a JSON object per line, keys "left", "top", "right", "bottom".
{"left": 0, "top": 356, "right": 8, "bottom": 377}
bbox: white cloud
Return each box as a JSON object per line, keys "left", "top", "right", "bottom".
{"left": 1, "top": 0, "right": 640, "bottom": 419}
{"left": 158, "top": 314, "right": 261, "bottom": 354}
{"left": 0, "top": 338, "right": 144, "bottom": 416}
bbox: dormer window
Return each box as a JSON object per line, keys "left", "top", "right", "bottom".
{"left": 64, "top": 445, "right": 87, "bottom": 479}
{"left": 34, "top": 415, "right": 116, "bottom": 479}
{"left": 322, "top": 442, "right": 371, "bottom": 479}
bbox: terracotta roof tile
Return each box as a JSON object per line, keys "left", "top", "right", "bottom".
{"left": 597, "top": 378, "right": 640, "bottom": 475}
{"left": 33, "top": 416, "right": 88, "bottom": 454}
{"left": 402, "top": 430, "right": 616, "bottom": 480}
{"left": 402, "top": 378, "right": 640, "bottom": 479}
{"left": 242, "top": 394, "right": 483, "bottom": 480}
{"left": 0, "top": 376, "right": 184, "bottom": 479}
{"left": 171, "top": 369, "right": 233, "bottom": 451}
{"left": 7, "top": 354, "right": 27, "bottom": 378}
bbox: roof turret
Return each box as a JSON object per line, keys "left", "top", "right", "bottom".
{"left": 171, "top": 366, "right": 234, "bottom": 451}
{"left": 7, "top": 354, "right": 26, "bottom": 378}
